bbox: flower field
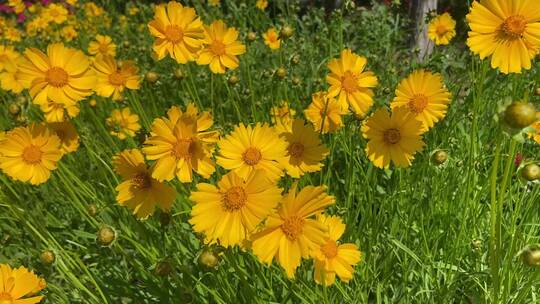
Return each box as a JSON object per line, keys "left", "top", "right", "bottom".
{"left": 0, "top": 0, "right": 540, "bottom": 303}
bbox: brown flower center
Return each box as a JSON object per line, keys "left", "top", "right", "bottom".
{"left": 108, "top": 71, "right": 126, "bottom": 86}
{"left": 222, "top": 186, "right": 247, "bottom": 212}
{"left": 321, "top": 240, "right": 338, "bottom": 259}
{"left": 242, "top": 147, "right": 262, "bottom": 165}
{"left": 501, "top": 15, "right": 527, "bottom": 39}
{"left": 164, "top": 25, "right": 184, "bottom": 43}
{"left": 436, "top": 25, "right": 448, "bottom": 36}
{"left": 55, "top": 130, "right": 66, "bottom": 141}
{"left": 341, "top": 71, "right": 358, "bottom": 93}
{"left": 210, "top": 40, "right": 226, "bottom": 56}
{"left": 0, "top": 292, "right": 13, "bottom": 304}
{"left": 45, "top": 67, "right": 69, "bottom": 87}
{"left": 22, "top": 145, "right": 43, "bottom": 164}
{"left": 281, "top": 215, "right": 305, "bottom": 241}
{"left": 288, "top": 142, "right": 305, "bottom": 158}
{"left": 98, "top": 43, "right": 110, "bottom": 53}
{"left": 173, "top": 139, "right": 195, "bottom": 159}
{"left": 408, "top": 94, "right": 428, "bottom": 114}
{"left": 383, "top": 128, "right": 401, "bottom": 145}
{"left": 132, "top": 172, "right": 152, "bottom": 189}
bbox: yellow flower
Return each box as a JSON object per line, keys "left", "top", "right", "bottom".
{"left": 251, "top": 184, "right": 335, "bottom": 278}
{"left": 8, "top": 0, "right": 25, "bottom": 14}
{"left": 256, "top": 0, "right": 268, "bottom": 10}
{"left": 143, "top": 104, "right": 218, "bottom": 183}
{"left": 271, "top": 101, "right": 296, "bottom": 133}
{"left": 19, "top": 43, "right": 96, "bottom": 105}
{"left": 361, "top": 107, "right": 425, "bottom": 169}
{"left": 3, "top": 27, "right": 22, "bottom": 42}
{"left": 93, "top": 56, "right": 140, "bottom": 101}
{"left": 61, "top": 25, "right": 78, "bottom": 42}
{"left": 262, "top": 28, "right": 281, "bottom": 50}
{"left": 279, "top": 119, "right": 329, "bottom": 178}
{"left": 88, "top": 34, "right": 117, "bottom": 57}
{"left": 0, "top": 123, "right": 62, "bottom": 185}
{"left": 189, "top": 170, "right": 282, "bottom": 247}
{"left": 208, "top": 0, "right": 220, "bottom": 7}
{"left": 0, "top": 58, "right": 32, "bottom": 94}
{"left": 0, "top": 263, "right": 46, "bottom": 303}
{"left": 128, "top": 6, "right": 139, "bottom": 16}
{"left": 0, "top": 45, "right": 20, "bottom": 71}
{"left": 40, "top": 99, "right": 80, "bottom": 123}
{"left": 428, "top": 13, "right": 456, "bottom": 45}
{"left": 466, "top": 0, "right": 540, "bottom": 74}
{"left": 148, "top": 1, "right": 205, "bottom": 64}
{"left": 197, "top": 20, "right": 246, "bottom": 74}
{"left": 390, "top": 70, "right": 451, "bottom": 131}
{"left": 47, "top": 121, "right": 80, "bottom": 154}
{"left": 217, "top": 123, "right": 287, "bottom": 181}
{"left": 43, "top": 3, "right": 69, "bottom": 24}
{"left": 326, "top": 49, "right": 378, "bottom": 116}
{"left": 84, "top": 2, "right": 104, "bottom": 17}
{"left": 304, "top": 91, "right": 346, "bottom": 134}
{"left": 113, "top": 149, "right": 176, "bottom": 220}
{"left": 66, "top": 0, "right": 78, "bottom": 6}
{"left": 529, "top": 113, "right": 540, "bottom": 144}
{"left": 313, "top": 215, "right": 362, "bottom": 286}
{"left": 106, "top": 107, "right": 141, "bottom": 140}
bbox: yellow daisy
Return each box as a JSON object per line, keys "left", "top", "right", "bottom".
{"left": 313, "top": 215, "right": 362, "bottom": 286}
{"left": 61, "top": 25, "right": 78, "bottom": 42}
{"left": 0, "top": 57, "right": 32, "bottom": 94}
{"left": 113, "top": 149, "right": 176, "bottom": 220}
{"left": 143, "top": 105, "right": 218, "bottom": 183}
{"left": 0, "top": 45, "right": 20, "bottom": 71}
{"left": 93, "top": 56, "right": 140, "bottom": 101}
{"left": 216, "top": 123, "right": 287, "bottom": 181}
{"left": 390, "top": 70, "right": 451, "bottom": 131}
{"left": 428, "top": 13, "right": 457, "bottom": 45}
{"left": 251, "top": 184, "right": 335, "bottom": 278}
{"left": 197, "top": 20, "right": 246, "bottom": 74}
{"left": 47, "top": 121, "right": 80, "bottom": 154}
{"left": 88, "top": 34, "right": 117, "bottom": 57}
{"left": 189, "top": 170, "right": 282, "bottom": 247}
{"left": 326, "top": 49, "right": 378, "bottom": 116}
{"left": 42, "top": 3, "right": 68, "bottom": 24}
{"left": 256, "top": 0, "right": 268, "bottom": 10}
{"left": 106, "top": 108, "right": 141, "bottom": 140}
{"left": 40, "top": 99, "right": 80, "bottom": 123}
{"left": 19, "top": 43, "right": 96, "bottom": 105}
{"left": 0, "top": 263, "right": 46, "bottom": 304}
{"left": 467, "top": 0, "right": 540, "bottom": 74}
{"left": 262, "top": 28, "right": 281, "bottom": 50}
{"left": 304, "top": 92, "right": 346, "bottom": 134}
{"left": 529, "top": 113, "right": 540, "bottom": 144}
{"left": 0, "top": 124, "right": 62, "bottom": 185}
{"left": 271, "top": 101, "right": 296, "bottom": 134}
{"left": 361, "top": 107, "right": 425, "bottom": 169}
{"left": 148, "top": 1, "right": 205, "bottom": 64}
{"left": 279, "top": 119, "right": 329, "bottom": 178}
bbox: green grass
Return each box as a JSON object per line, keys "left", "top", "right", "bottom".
{"left": 1, "top": 1, "right": 540, "bottom": 303}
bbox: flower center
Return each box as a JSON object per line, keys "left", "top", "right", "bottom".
{"left": 408, "top": 94, "right": 428, "bottom": 114}
{"left": 288, "top": 142, "right": 305, "bottom": 158}
{"left": 132, "top": 172, "right": 152, "bottom": 189}
{"left": 501, "top": 15, "right": 527, "bottom": 39}
{"left": 210, "top": 40, "right": 226, "bottom": 56}
{"left": 341, "top": 71, "right": 358, "bottom": 93}
{"left": 22, "top": 145, "right": 43, "bottom": 164}
{"left": 45, "top": 67, "right": 69, "bottom": 87}
{"left": 436, "top": 25, "right": 448, "bottom": 36}
{"left": 281, "top": 215, "right": 305, "bottom": 241}
{"left": 242, "top": 147, "right": 262, "bottom": 165}
{"left": 0, "top": 292, "right": 13, "bottom": 304}
{"left": 55, "top": 130, "right": 66, "bottom": 141}
{"left": 383, "top": 128, "right": 401, "bottom": 145}
{"left": 173, "top": 139, "right": 194, "bottom": 159}
{"left": 164, "top": 25, "right": 184, "bottom": 43}
{"left": 108, "top": 71, "right": 126, "bottom": 86}
{"left": 321, "top": 240, "right": 338, "bottom": 258}
{"left": 222, "top": 186, "right": 247, "bottom": 212}
{"left": 98, "top": 43, "right": 110, "bottom": 53}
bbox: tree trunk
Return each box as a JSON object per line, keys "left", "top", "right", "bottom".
{"left": 410, "top": 0, "right": 438, "bottom": 62}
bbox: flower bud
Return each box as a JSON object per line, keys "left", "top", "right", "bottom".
{"left": 521, "top": 163, "right": 540, "bottom": 181}
{"left": 87, "top": 204, "right": 98, "bottom": 217}
{"left": 198, "top": 249, "right": 220, "bottom": 268}
{"left": 522, "top": 247, "right": 540, "bottom": 267}
{"left": 247, "top": 31, "right": 257, "bottom": 41}
{"left": 40, "top": 250, "right": 55, "bottom": 265}
{"left": 173, "top": 68, "right": 184, "bottom": 80}
{"left": 292, "top": 77, "right": 300, "bottom": 86}
{"left": 228, "top": 75, "right": 239, "bottom": 86}
{"left": 155, "top": 259, "right": 173, "bottom": 277}
{"left": 276, "top": 67, "right": 287, "bottom": 79}
{"left": 88, "top": 99, "right": 97, "bottom": 107}
{"left": 8, "top": 103, "right": 20, "bottom": 115}
{"left": 503, "top": 101, "right": 537, "bottom": 129}
{"left": 431, "top": 150, "right": 448, "bottom": 165}
{"left": 145, "top": 71, "right": 159, "bottom": 84}
{"left": 280, "top": 25, "right": 294, "bottom": 39}
{"left": 96, "top": 225, "right": 116, "bottom": 247}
